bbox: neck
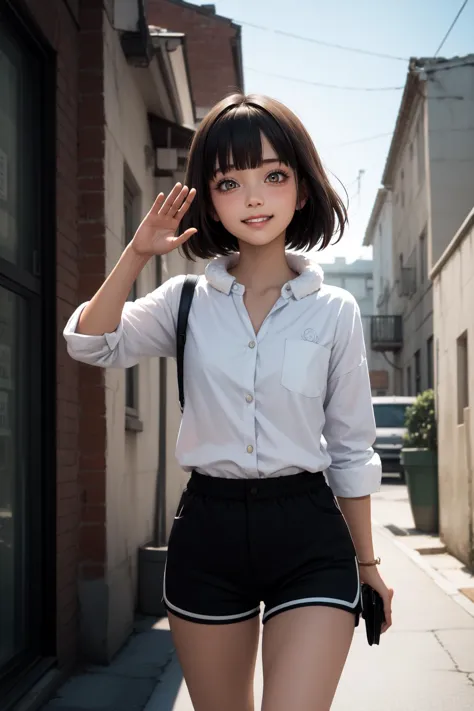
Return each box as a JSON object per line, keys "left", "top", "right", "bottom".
{"left": 230, "top": 234, "right": 297, "bottom": 292}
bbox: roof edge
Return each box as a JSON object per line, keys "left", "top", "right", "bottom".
{"left": 381, "top": 54, "right": 474, "bottom": 188}
{"left": 381, "top": 61, "right": 421, "bottom": 188}
{"left": 156, "top": 0, "right": 239, "bottom": 26}
{"left": 363, "top": 188, "right": 388, "bottom": 246}
{"left": 430, "top": 207, "right": 474, "bottom": 280}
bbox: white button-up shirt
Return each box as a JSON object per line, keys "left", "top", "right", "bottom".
{"left": 63, "top": 253, "right": 381, "bottom": 497}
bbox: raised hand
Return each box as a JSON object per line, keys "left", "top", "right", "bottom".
{"left": 130, "top": 184, "right": 197, "bottom": 257}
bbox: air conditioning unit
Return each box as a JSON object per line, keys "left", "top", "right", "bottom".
{"left": 156, "top": 148, "right": 178, "bottom": 171}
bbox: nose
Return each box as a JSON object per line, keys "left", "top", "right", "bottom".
{"left": 245, "top": 188, "right": 264, "bottom": 208}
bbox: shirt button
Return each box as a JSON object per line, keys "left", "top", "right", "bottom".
{"left": 245, "top": 394, "right": 254, "bottom": 403}
{"left": 250, "top": 486, "right": 258, "bottom": 495}
{"left": 232, "top": 283, "right": 239, "bottom": 292}
{"left": 285, "top": 284, "right": 292, "bottom": 291}
{"left": 248, "top": 340, "right": 256, "bottom": 349}
{"left": 247, "top": 445, "right": 254, "bottom": 454}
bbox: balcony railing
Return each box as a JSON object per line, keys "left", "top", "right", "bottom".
{"left": 370, "top": 315, "right": 403, "bottom": 352}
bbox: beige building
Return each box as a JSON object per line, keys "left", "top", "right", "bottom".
{"left": 78, "top": 3, "right": 199, "bottom": 662}
{"left": 365, "top": 55, "right": 474, "bottom": 396}
{"left": 320, "top": 257, "right": 390, "bottom": 394}
{"left": 431, "top": 208, "right": 474, "bottom": 569}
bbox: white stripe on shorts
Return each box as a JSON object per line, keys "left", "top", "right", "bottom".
{"left": 262, "top": 556, "right": 360, "bottom": 622}
{"left": 163, "top": 561, "right": 261, "bottom": 622}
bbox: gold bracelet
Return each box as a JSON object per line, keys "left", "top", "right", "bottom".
{"left": 357, "top": 556, "right": 381, "bottom": 567}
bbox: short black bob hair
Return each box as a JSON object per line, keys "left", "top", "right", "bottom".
{"left": 180, "top": 93, "right": 347, "bottom": 260}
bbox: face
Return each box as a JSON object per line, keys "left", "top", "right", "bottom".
{"left": 209, "top": 134, "right": 303, "bottom": 247}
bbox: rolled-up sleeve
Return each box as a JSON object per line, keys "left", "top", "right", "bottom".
{"left": 322, "top": 294, "right": 381, "bottom": 497}
{"left": 63, "top": 275, "right": 185, "bottom": 368}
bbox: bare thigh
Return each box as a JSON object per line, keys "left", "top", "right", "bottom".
{"left": 168, "top": 612, "right": 260, "bottom": 711}
{"left": 261, "top": 607, "right": 355, "bottom": 711}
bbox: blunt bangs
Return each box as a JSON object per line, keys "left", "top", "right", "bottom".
{"left": 180, "top": 94, "right": 347, "bottom": 260}
{"left": 205, "top": 105, "right": 298, "bottom": 181}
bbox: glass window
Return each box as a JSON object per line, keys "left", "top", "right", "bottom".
{"left": 0, "top": 287, "right": 28, "bottom": 666}
{"left": 417, "top": 117, "right": 425, "bottom": 186}
{"left": 0, "top": 27, "right": 40, "bottom": 273}
{"left": 373, "top": 403, "right": 411, "bottom": 428}
{"left": 419, "top": 229, "right": 427, "bottom": 284}
{"left": 415, "top": 350, "right": 421, "bottom": 393}
{"left": 124, "top": 180, "right": 139, "bottom": 415}
{"left": 427, "top": 336, "right": 434, "bottom": 389}
{"left": 0, "top": 11, "right": 49, "bottom": 677}
{"left": 124, "top": 182, "right": 137, "bottom": 301}
{"left": 457, "top": 332, "right": 469, "bottom": 424}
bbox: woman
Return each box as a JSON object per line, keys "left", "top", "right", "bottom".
{"left": 64, "top": 93, "right": 393, "bottom": 711}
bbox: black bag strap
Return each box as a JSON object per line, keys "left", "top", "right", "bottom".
{"left": 177, "top": 274, "right": 199, "bottom": 412}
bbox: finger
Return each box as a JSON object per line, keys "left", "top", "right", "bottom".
{"left": 159, "top": 183, "right": 183, "bottom": 215}
{"left": 171, "top": 228, "right": 197, "bottom": 248}
{"left": 175, "top": 188, "right": 197, "bottom": 220}
{"left": 148, "top": 193, "right": 165, "bottom": 213}
{"left": 168, "top": 185, "right": 191, "bottom": 217}
{"left": 382, "top": 590, "right": 394, "bottom": 632}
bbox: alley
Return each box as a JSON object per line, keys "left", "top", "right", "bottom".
{"left": 41, "top": 479, "right": 474, "bottom": 711}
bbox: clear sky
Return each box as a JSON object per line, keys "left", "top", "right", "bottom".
{"left": 191, "top": 0, "right": 473, "bottom": 262}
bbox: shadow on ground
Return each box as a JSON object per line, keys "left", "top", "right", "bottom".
{"left": 41, "top": 616, "right": 182, "bottom": 711}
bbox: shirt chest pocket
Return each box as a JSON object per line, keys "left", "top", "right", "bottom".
{"left": 281, "top": 339, "right": 330, "bottom": 398}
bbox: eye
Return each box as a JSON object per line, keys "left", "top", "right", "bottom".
{"left": 215, "top": 179, "right": 239, "bottom": 192}
{"left": 266, "top": 170, "right": 290, "bottom": 184}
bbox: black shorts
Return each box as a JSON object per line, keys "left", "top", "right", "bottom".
{"left": 163, "top": 471, "right": 362, "bottom": 626}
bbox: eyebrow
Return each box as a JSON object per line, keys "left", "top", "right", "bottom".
{"left": 214, "top": 158, "right": 283, "bottom": 177}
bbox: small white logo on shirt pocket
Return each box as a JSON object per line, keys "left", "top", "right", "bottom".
{"left": 302, "top": 328, "right": 318, "bottom": 343}
{"left": 281, "top": 339, "right": 330, "bottom": 398}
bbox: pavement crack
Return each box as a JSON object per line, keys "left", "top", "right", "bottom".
{"left": 433, "top": 631, "right": 474, "bottom": 687}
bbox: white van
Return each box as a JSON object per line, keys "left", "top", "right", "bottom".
{"left": 372, "top": 396, "right": 416, "bottom": 478}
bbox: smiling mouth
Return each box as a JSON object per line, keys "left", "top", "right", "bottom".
{"left": 242, "top": 216, "right": 273, "bottom": 224}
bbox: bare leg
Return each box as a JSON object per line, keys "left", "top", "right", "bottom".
{"left": 168, "top": 612, "right": 260, "bottom": 711}
{"left": 261, "top": 607, "right": 355, "bottom": 711}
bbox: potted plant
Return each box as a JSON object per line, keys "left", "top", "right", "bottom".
{"left": 401, "top": 389, "right": 439, "bottom": 533}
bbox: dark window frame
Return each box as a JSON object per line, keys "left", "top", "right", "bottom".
{"left": 419, "top": 229, "right": 427, "bottom": 285}
{"left": 417, "top": 116, "right": 425, "bottom": 187}
{"left": 406, "top": 365, "right": 412, "bottom": 396}
{"left": 0, "top": 0, "right": 56, "bottom": 698}
{"left": 123, "top": 176, "right": 143, "bottom": 431}
{"left": 457, "top": 331, "right": 469, "bottom": 425}
{"left": 427, "top": 336, "right": 434, "bottom": 389}
{"left": 414, "top": 349, "right": 422, "bottom": 394}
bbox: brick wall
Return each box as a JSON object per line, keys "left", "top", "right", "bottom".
{"left": 146, "top": 0, "right": 243, "bottom": 112}
{"left": 55, "top": 0, "right": 81, "bottom": 669}
{"left": 20, "top": 0, "right": 82, "bottom": 668}
{"left": 76, "top": 0, "right": 107, "bottom": 636}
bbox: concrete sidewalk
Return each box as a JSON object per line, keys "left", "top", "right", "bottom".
{"left": 144, "top": 522, "right": 474, "bottom": 711}
{"left": 372, "top": 479, "right": 474, "bottom": 612}
{"left": 41, "top": 480, "right": 474, "bottom": 711}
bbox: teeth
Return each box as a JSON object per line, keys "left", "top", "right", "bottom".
{"left": 245, "top": 217, "right": 270, "bottom": 223}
